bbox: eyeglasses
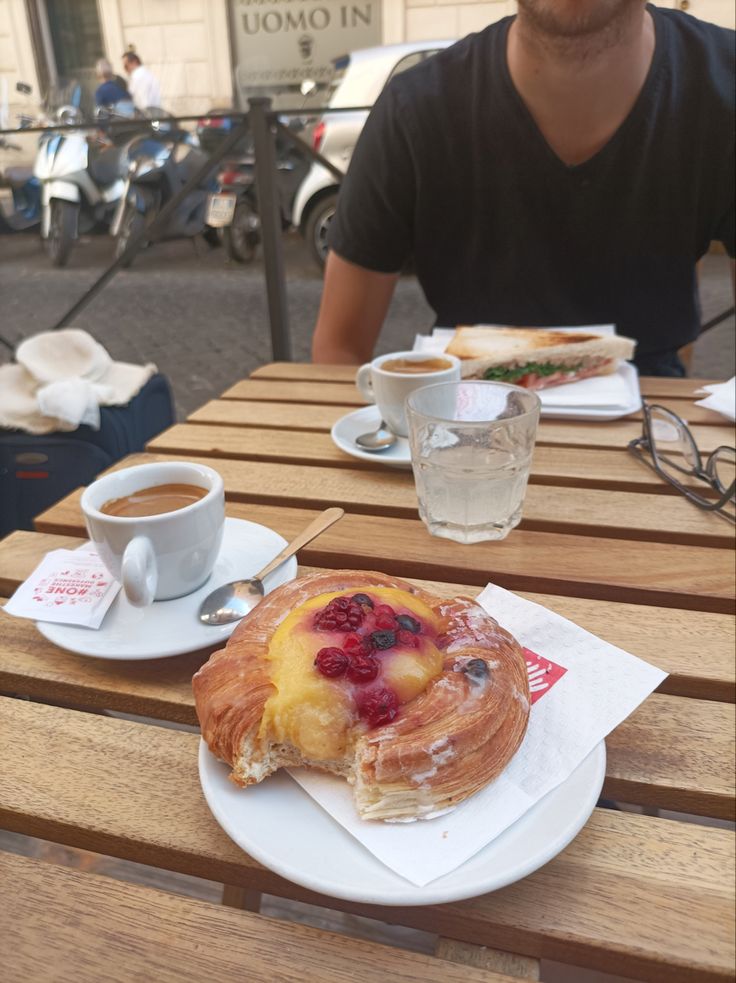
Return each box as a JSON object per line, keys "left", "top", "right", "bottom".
{"left": 628, "top": 402, "right": 735, "bottom": 524}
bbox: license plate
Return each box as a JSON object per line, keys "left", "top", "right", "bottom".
{"left": 206, "top": 192, "right": 237, "bottom": 227}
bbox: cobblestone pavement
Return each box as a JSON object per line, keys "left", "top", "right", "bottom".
{"left": 0, "top": 231, "right": 732, "bottom": 421}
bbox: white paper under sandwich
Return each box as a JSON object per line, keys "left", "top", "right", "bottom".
{"left": 286, "top": 584, "right": 666, "bottom": 886}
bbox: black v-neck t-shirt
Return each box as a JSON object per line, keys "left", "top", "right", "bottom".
{"left": 328, "top": 7, "right": 735, "bottom": 359}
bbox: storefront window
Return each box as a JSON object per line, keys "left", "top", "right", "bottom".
{"left": 44, "top": 0, "right": 105, "bottom": 113}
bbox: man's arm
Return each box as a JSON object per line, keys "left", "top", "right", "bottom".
{"left": 311, "top": 252, "right": 400, "bottom": 364}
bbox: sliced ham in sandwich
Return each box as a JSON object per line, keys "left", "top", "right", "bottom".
{"left": 445, "top": 326, "right": 637, "bottom": 391}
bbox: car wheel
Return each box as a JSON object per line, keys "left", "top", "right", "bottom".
{"left": 304, "top": 191, "right": 338, "bottom": 271}
{"left": 48, "top": 199, "right": 78, "bottom": 268}
{"left": 223, "top": 200, "right": 260, "bottom": 264}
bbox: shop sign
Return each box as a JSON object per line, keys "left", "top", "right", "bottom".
{"left": 231, "top": 0, "right": 382, "bottom": 88}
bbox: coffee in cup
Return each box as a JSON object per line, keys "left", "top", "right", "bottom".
{"left": 355, "top": 350, "right": 461, "bottom": 437}
{"left": 101, "top": 483, "right": 208, "bottom": 518}
{"left": 81, "top": 461, "right": 225, "bottom": 607}
{"left": 380, "top": 356, "right": 454, "bottom": 375}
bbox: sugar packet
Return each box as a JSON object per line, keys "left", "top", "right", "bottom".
{"left": 3, "top": 548, "right": 121, "bottom": 628}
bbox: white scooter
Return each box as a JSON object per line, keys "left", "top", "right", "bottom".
{"left": 33, "top": 92, "right": 129, "bottom": 267}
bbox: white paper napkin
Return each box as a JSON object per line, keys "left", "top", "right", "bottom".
{"left": 694, "top": 377, "right": 736, "bottom": 421}
{"left": 3, "top": 548, "right": 121, "bottom": 628}
{"left": 412, "top": 326, "right": 634, "bottom": 410}
{"left": 289, "top": 584, "right": 666, "bottom": 886}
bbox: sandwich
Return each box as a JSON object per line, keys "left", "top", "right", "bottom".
{"left": 445, "top": 326, "right": 637, "bottom": 390}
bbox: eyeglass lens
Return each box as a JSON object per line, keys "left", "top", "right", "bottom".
{"left": 708, "top": 446, "right": 736, "bottom": 497}
{"left": 648, "top": 406, "right": 701, "bottom": 478}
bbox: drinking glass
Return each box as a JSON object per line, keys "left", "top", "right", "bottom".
{"left": 406, "top": 381, "right": 541, "bottom": 543}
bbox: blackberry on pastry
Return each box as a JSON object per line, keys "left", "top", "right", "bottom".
{"left": 193, "top": 570, "right": 530, "bottom": 822}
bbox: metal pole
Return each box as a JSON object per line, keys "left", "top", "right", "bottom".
{"left": 248, "top": 97, "right": 292, "bottom": 362}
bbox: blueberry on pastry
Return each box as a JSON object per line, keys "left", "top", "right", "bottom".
{"left": 193, "top": 570, "right": 530, "bottom": 822}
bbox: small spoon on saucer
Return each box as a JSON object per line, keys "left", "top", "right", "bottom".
{"left": 198, "top": 507, "right": 344, "bottom": 626}
{"left": 355, "top": 420, "right": 397, "bottom": 452}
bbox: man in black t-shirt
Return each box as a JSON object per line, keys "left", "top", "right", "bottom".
{"left": 312, "top": 1, "right": 734, "bottom": 375}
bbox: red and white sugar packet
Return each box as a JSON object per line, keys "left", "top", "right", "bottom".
{"left": 3, "top": 548, "right": 121, "bottom": 628}
{"left": 288, "top": 583, "right": 667, "bottom": 886}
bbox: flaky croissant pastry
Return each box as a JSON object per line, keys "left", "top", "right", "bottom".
{"left": 193, "top": 570, "right": 530, "bottom": 821}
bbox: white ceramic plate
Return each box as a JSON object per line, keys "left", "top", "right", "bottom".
{"left": 198, "top": 739, "right": 606, "bottom": 907}
{"left": 36, "top": 517, "right": 297, "bottom": 660}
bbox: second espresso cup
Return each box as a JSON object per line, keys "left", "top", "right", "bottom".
{"left": 80, "top": 460, "right": 225, "bottom": 607}
{"left": 355, "top": 351, "right": 461, "bottom": 437}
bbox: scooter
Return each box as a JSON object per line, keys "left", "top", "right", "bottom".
{"left": 33, "top": 90, "right": 131, "bottom": 266}
{"left": 204, "top": 114, "right": 311, "bottom": 264}
{"left": 111, "top": 111, "right": 220, "bottom": 266}
{"left": 0, "top": 82, "right": 42, "bottom": 233}
{"left": 0, "top": 135, "right": 41, "bottom": 233}
{"left": 211, "top": 154, "right": 259, "bottom": 264}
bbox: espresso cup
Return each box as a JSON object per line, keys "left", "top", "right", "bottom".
{"left": 81, "top": 461, "right": 225, "bottom": 607}
{"left": 355, "top": 351, "right": 461, "bottom": 437}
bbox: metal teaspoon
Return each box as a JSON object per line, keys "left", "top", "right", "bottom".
{"left": 198, "top": 507, "right": 345, "bottom": 626}
{"left": 354, "top": 419, "right": 397, "bottom": 451}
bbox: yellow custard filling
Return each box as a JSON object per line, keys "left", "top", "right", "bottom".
{"left": 258, "top": 588, "right": 443, "bottom": 761}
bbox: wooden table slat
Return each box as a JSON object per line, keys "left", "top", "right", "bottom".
{"left": 1, "top": 540, "right": 733, "bottom": 703}
{"left": 249, "top": 364, "right": 723, "bottom": 402}
{"left": 29, "top": 450, "right": 736, "bottom": 551}
{"left": 223, "top": 378, "right": 732, "bottom": 427}
{"left": 2, "top": 852, "right": 509, "bottom": 983}
{"left": 188, "top": 398, "right": 735, "bottom": 452}
{"left": 0, "top": 698, "right": 732, "bottom": 983}
{"left": 146, "top": 422, "right": 724, "bottom": 498}
{"left": 28, "top": 490, "right": 736, "bottom": 612}
{"left": 0, "top": 598, "right": 730, "bottom": 818}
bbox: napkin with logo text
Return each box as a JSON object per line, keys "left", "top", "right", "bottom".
{"left": 288, "top": 583, "right": 667, "bottom": 886}
{"left": 3, "top": 548, "right": 120, "bottom": 628}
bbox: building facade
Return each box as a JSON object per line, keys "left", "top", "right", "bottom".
{"left": 1, "top": 0, "right": 734, "bottom": 129}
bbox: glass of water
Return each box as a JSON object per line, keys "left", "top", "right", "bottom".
{"left": 406, "top": 381, "right": 541, "bottom": 544}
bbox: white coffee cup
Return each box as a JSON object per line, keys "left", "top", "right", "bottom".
{"left": 355, "top": 351, "right": 461, "bottom": 437}
{"left": 80, "top": 461, "right": 225, "bottom": 607}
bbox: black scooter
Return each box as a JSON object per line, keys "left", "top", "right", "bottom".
{"left": 111, "top": 112, "right": 219, "bottom": 266}
{"left": 206, "top": 117, "right": 311, "bottom": 264}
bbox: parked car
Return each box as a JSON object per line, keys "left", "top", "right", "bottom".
{"left": 292, "top": 40, "right": 454, "bottom": 270}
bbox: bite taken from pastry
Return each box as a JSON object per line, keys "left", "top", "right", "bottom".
{"left": 193, "top": 570, "right": 530, "bottom": 822}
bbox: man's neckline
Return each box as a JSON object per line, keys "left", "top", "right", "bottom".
{"left": 500, "top": 4, "right": 665, "bottom": 173}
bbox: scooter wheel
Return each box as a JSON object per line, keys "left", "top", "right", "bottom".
{"left": 223, "top": 200, "right": 260, "bottom": 264}
{"left": 48, "top": 199, "right": 78, "bottom": 268}
{"left": 115, "top": 206, "right": 146, "bottom": 268}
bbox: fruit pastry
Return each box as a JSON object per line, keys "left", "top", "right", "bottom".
{"left": 193, "top": 570, "right": 530, "bottom": 821}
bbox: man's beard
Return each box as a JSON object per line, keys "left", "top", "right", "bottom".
{"left": 516, "top": 0, "right": 645, "bottom": 40}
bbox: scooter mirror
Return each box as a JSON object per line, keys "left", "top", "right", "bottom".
{"left": 16, "top": 82, "right": 33, "bottom": 95}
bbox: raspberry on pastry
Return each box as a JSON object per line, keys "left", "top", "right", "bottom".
{"left": 193, "top": 570, "right": 530, "bottom": 822}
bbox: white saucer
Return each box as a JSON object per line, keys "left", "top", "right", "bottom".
{"left": 332, "top": 365, "right": 642, "bottom": 468}
{"left": 36, "top": 517, "right": 297, "bottom": 660}
{"left": 331, "top": 406, "right": 411, "bottom": 469}
{"left": 198, "top": 739, "right": 606, "bottom": 907}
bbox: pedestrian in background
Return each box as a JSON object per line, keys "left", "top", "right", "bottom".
{"left": 94, "top": 59, "right": 130, "bottom": 108}
{"left": 122, "top": 48, "right": 162, "bottom": 111}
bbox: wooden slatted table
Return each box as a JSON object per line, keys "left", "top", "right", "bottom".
{"left": 1, "top": 367, "right": 734, "bottom": 983}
